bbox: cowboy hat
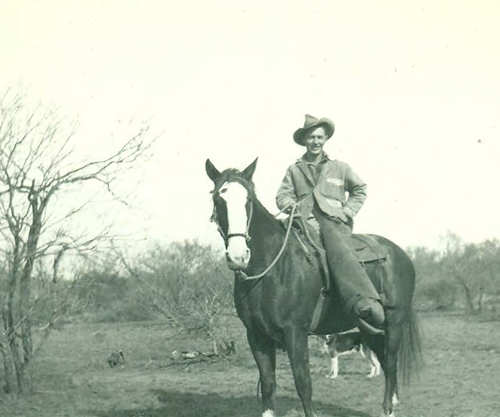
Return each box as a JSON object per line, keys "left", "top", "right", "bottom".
{"left": 293, "top": 114, "right": 335, "bottom": 145}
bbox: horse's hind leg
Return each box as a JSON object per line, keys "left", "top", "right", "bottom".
{"left": 247, "top": 330, "right": 277, "bottom": 417}
{"left": 383, "top": 323, "right": 402, "bottom": 416}
{"left": 363, "top": 319, "right": 402, "bottom": 417}
{"left": 284, "top": 327, "right": 316, "bottom": 417}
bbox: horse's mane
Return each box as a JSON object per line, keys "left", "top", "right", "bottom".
{"left": 216, "top": 169, "right": 282, "bottom": 229}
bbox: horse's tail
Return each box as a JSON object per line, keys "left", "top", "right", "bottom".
{"left": 398, "top": 307, "right": 423, "bottom": 386}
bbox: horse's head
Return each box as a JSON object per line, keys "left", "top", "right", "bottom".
{"left": 205, "top": 158, "right": 258, "bottom": 271}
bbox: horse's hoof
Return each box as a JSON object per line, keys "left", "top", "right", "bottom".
{"left": 379, "top": 412, "right": 395, "bottom": 417}
{"left": 262, "top": 409, "right": 275, "bottom": 417}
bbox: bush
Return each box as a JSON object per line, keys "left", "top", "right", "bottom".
{"left": 93, "top": 298, "right": 156, "bottom": 323}
{"left": 417, "top": 278, "right": 458, "bottom": 311}
{"left": 71, "top": 263, "right": 156, "bottom": 323}
{"left": 126, "top": 241, "right": 234, "bottom": 335}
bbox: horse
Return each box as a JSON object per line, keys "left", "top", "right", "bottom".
{"left": 205, "top": 158, "right": 422, "bottom": 417}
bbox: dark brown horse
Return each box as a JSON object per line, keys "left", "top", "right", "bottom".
{"left": 205, "top": 158, "right": 422, "bottom": 417}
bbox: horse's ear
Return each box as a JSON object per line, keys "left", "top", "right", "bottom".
{"left": 205, "top": 159, "right": 221, "bottom": 182}
{"left": 242, "top": 157, "right": 258, "bottom": 181}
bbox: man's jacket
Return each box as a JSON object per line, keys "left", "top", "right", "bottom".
{"left": 276, "top": 154, "right": 367, "bottom": 223}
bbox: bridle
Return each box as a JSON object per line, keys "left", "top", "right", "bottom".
{"left": 210, "top": 184, "right": 297, "bottom": 280}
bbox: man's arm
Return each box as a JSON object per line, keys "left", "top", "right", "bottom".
{"left": 343, "top": 165, "right": 367, "bottom": 219}
{"left": 276, "top": 167, "right": 298, "bottom": 212}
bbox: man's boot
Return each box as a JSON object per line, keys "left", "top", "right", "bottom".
{"left": 352, "top": 297, "right": 385, "bottom": 335}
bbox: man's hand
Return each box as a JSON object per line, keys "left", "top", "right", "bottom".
{"left": 343, "top": 206, "right": 354, "bottom": 220}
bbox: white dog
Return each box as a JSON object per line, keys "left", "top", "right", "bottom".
{"left": 321, "top": 331, "right": 381, "bottom": 379}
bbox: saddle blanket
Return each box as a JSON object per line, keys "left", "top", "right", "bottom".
{"left": 350, "top": 234, "right": 387, "bottom": 263}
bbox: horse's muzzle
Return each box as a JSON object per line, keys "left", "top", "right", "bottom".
{"left": 225, "top": 249, "right": 250, "bottom": 271}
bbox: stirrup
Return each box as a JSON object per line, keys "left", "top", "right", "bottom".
{"left": 357, "top": 317, "right": 385, "bottom": 336}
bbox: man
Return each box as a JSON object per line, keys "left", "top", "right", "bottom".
{"left": 276, "top": 114, "right": 385, "bottom": 333}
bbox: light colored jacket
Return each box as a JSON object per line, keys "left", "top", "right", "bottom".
{"left": 276, "top": 154, "right": 367, "bottom": 223}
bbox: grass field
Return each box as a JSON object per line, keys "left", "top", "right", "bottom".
{"left": 1, "top": 311, "right": 499, "bottom": 417}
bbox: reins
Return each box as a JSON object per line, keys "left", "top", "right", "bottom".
{"left": 236, "top": 203, "right": 297, "bottom": 280}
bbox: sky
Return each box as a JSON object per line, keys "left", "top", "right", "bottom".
{"left": 2, "top": 0, "right": 500, "bottom": 252}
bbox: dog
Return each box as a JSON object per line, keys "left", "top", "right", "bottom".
{"left": 107, "top": 351, "right": 125, "bottom": 368}
{"left": 320, "top": 330, "right": 381, "bottom": 379}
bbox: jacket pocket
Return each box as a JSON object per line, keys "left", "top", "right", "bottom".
{"left": 325, "top": 177, "right": 344, "bottom": 187}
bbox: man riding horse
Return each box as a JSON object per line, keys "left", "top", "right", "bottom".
{"left": 276, "top": 114, "right": 385, "bottom": 334}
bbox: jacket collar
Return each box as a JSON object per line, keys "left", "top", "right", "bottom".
{"left": 295, "top": 152, "right": 330, "bottom": 186}
{"left": 296, "top": 152, "right": 330, "bottom": 165}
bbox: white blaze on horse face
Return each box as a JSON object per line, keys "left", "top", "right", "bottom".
{"left": 220, "top": 181, "right": 251, "bottom": 269}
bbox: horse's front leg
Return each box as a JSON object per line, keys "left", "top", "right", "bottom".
{"left": 247, "top": 330, "right": 277, "bottom": 417}
{"left": 284, "top": 326, "right": 316, "bottom": 417}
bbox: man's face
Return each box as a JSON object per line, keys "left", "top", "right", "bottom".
{"left": 304, "top": 126, "right": 328, "bottom": 155}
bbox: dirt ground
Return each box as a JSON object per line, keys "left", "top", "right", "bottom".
{"left": 1, "top": 312, "right": 499, "bottom": 417}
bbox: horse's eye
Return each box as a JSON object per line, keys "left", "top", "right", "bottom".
{"left": 219, "top": 187, "right": 227, "bottom": 194}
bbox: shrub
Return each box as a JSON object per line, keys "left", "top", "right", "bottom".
{"left": 417, "top": 278, "right": 458, "bottom": 311}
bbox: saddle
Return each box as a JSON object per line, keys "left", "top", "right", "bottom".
{"left": 288, "top": 217, "right": 387, "bottom": 265}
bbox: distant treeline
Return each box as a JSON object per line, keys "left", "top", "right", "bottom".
{"left": 13, "top": 234, "right": 500, "bottom": 336}
{"left": 54, "top": 233, "right": 500, "bottom": 327}
{"left": 409, "top": 233, "right": 500, "bottom": 313}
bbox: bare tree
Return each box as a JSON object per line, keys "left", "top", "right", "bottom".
{"left": 0, "top": 88, "right": 153, "bottom": 393}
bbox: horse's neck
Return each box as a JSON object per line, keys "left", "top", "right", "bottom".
{"left": 248, "top": 200, "right": 284, "bottom": 252}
